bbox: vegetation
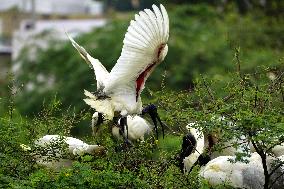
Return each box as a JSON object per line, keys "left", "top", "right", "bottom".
{"left": 149, "top": 54, "right": 284, "bottom": 189}
{"left": 1, "top": 2, "right": 283, "bottom": 189}
{"left": 1, "top": 54, "right": 283, "bottom": 188}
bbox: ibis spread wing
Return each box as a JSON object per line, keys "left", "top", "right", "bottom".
{"left": 83, "top": 89, "right": 114, "bottom": 120}
{"left": 104, "top": 4, "right": 169, "bottom": 93}
{"left": 67, "top": 34, "right": 109, "bottom": 89}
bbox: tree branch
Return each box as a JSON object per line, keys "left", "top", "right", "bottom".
{"left": 201, "top": 76, "right": 215, "bottom": 101}
{"left": 269, "top": 164, "right": 284, "bottom": 189}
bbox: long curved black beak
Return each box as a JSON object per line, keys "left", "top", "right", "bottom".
{"left": 142, "top": 104, "right": 165, "bottom": 139}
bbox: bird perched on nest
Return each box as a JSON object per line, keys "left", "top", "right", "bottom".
{"left": 68, "top": 4, "right": 169, "bottom": 139}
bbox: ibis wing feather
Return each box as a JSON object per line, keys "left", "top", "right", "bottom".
{"left": 83, "top": 98, "right": 114, "bottom": 120}
{"left": 104, "top": 4, "right": 169, "bottom": 93}
{"left": 152, "top": 5, "right": 164, "bottom": 42}
{"left": 67, "top": 34, "right": 109, "bottom": 89}
{"left": 160, "top": 4, "right": 169, "bottom": 41}
{"left": 84, "top": 89, "right": 96, "bottom": 99}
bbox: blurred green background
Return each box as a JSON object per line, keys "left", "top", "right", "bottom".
{"left": 0, "top": 0, "right": 283, "bottom": 116}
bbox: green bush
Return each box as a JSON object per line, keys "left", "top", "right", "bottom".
{"left": 1, "top": 59, "right": 283, "bottom": 188}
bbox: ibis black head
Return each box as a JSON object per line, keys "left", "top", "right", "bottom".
{"left": 178, "top": 132, "right": 211, "bottom": 173}
{"left": 142, "top": 104, "right": 157, "bottom": 115}
{"left": 181, "top": 133, "right": 197, "bottom": 158}
{"left": 177, "top": 133, "right": 197, "bottom": 172}
{"left": 142, "top": 104, "right": 165, "bottom": 139}
{"left": 197, "top": 153, "right": 211, "bottom": 166}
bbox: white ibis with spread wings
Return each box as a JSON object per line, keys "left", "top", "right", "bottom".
{"left": 68, "top": 4, "right": 169, "bottom": 139}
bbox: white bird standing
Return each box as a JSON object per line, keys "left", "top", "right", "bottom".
{"left": 68, "top": 4, "right": 169, "bottom": 139}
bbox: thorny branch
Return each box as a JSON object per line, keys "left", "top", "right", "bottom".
{"left": 201, "top": 76, "right": 215, "bottom": 101}
{"left": 234, "top": 47, "right": 242, "bottom": 78}
{"left": 269, "top": 167, "right": 284, "bottom": 189}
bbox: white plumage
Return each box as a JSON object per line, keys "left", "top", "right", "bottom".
{"left": 34, "top": 135, "right": 104, "bottom": 157}
{"left": 21, "top": 135, "right": 105, "bottom": 169}
{"left": 182, "top": 121, "right": 284, "bottom": 188}
{"left": 271, "top": 144, "right": 284, "bottom": 157}
{"left": 112, "top": 115, "right": 152, "bottom": 142}
{"left": 250, "top": 142, "right": 284, "bottom": 158}
{"left": 200, "top": 152, "right": 264, "bottom": 189}
{"left": 91, "top": 112, "right": 152, "bottom": 142}
{"left": 68, "top": 4, "right": 169, "bottom": 120}
{"left": 200, "top": 153, "right": 284, "bottom": 189}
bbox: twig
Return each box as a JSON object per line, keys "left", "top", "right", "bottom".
{"left": 280, "top": 82, "right": 284, "bottom": 102}
{"left": 268, "top": 161, "right": 284, "bottom": 178}
{"left": 254, "top": 85, "right": 258, "bottom": 109}
{"left": 266, "top": 140, "right": 284, "bottom": 153}
{"left": 201, "top": 76, "right": 215, "bottom": 101}
{"left": 234, "top": 47, "right": 242, "bottom": 78}
{"left": 249, "top": 134, "right": 270, "bottom": 189}
{"left": 218, "top": 140, "right": 249, "bottom": 152}
{"left": 223, "top": 93, "right": 235, "bottom": 102}
{"left": 269, "top": 168, "right": 284, "bottom": 189}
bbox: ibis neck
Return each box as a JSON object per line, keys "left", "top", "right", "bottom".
{"left": 191, "top": 128, "right": 205, "bottom": 156}
{"left": 183, "top": 128, "right": 205, "bottom": 173}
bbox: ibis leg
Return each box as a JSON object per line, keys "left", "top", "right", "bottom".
{"left": 118, "top": 116, "right": 132, "bottom": 146}
{"left": 92, "top": 112, "right": 104, "bottom": 136}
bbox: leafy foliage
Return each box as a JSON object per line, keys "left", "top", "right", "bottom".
{"left": 1, "top": 59, "right": 283, "bottom": 188}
